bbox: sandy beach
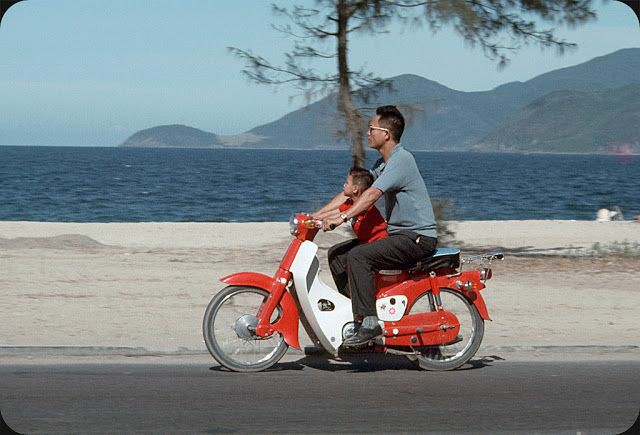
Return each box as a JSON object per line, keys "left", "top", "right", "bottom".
{"left": 1, "top": 220, "right": 639, "bottom": 361}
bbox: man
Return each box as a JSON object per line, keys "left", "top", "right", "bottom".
{"left": 321, "top": 105, "right": 438, "bottom": 348}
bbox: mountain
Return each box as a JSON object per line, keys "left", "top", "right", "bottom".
{"left": 243, "top": 48, "right": 640, "bottom": 151}
{"left": 476, "top": 84, "right": 640, "bottom": 153}
{"left": 119, "top": 48, "right": 640, "bottom": 153}
{"left": 243, "top": 74, "right": 495, "bottom": 150}
{"left": 120, "top": 125, "right": 222, "bottom": 148}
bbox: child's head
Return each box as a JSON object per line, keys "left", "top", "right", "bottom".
{"left": 343, "top": 166, "right": 374, "bottom": 199}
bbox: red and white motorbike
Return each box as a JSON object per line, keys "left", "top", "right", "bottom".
{"left": 203, "top": 213, "right": 503, "bottom": 372}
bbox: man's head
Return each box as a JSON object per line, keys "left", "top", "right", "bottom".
{"left": 376, "top": 105, "right": 404, "bottom": 142}
{"left": 368, "top": 105, "right": 405, "bottom": 150}
{"left": 343, "top": 166, "right": 374, "bottom": 199}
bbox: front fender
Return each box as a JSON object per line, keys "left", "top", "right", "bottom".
{"left": 221, "top": 272, "right": 276, "bottom": 290}
{"left": 220, "top": 272, "right": 300, "bottom": 350}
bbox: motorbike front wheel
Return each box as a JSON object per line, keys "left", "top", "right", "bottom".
{"left": 407, "top": 287, "right": 484, "bottom": 371}
{"left": 202, "top": 285, "right": 288, "bottom": 372}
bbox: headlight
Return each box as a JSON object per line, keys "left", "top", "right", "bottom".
{"left": 289, "top": 215, "right": 299, "bottom": 235}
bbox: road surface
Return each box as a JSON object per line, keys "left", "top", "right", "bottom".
{"left": 1, "top": 355, "right": 638, "bottom": 434}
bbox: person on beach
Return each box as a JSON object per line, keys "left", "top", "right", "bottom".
{"left": 319, "top": 105, "right": 438, "bottom": 348}
{"left": 314, "top": 166, "right": 387, "bottom": 297}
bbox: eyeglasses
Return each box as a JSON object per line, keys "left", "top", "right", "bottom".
{"left": 368, "top": 126, "right": 390, "bottom": 134}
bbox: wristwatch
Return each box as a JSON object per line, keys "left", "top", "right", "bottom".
{"left": 340, "top": 212, "right": 349, "bottom": 223}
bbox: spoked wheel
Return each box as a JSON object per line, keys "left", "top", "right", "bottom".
{"left": 203, "top": 286, "right": 288, "bottom": 372}
{"left": 407, "top": 288, "right": 484, "bottom": 371}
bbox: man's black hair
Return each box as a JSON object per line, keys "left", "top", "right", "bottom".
{"left": 376, "top": 105, "right": 405, "bottom": 142}
{"left": 349, "top": 166, "right": 374, "bottom": 190}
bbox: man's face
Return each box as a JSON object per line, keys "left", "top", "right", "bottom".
{"left": 367, "top": 115, "right": 389, "bottom": 150}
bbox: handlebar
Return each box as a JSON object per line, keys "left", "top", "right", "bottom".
{"left": 290, "top": 212, "right": 340, "bottom": 235}
{"left": 297, "top": 213, "right": 328, "bottom": 229}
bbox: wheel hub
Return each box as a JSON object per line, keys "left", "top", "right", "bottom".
{"left": 234, "top": 314, "right": 258, "bottom": 340}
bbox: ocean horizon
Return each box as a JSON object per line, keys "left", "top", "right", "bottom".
{"left": 3, "top": 143, "right": 639, "bottom": 156}
{"left": 1, "top": 145, "right": 638, "bottom": 222}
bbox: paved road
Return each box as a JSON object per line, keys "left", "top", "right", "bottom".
{"left": 1, "top": 355, "right": 638, "bottom": 434}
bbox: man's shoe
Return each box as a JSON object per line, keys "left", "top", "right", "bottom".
{"left": 341, "top": 325, "right": 382, "bottom": 348}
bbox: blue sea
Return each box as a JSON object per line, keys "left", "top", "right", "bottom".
{"left": 1, "top": 146, "right": 638, "bottom": 222}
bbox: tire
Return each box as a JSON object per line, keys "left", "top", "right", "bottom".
{"left": 406, "top": 288, "right": 484, "bottom": 371}
{"left": 202, "top": 285, "right": 289, "bottom": 372}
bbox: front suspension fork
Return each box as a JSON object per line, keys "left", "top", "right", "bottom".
{"left": 254, "top": 268, "right": 290, "bottom": 337}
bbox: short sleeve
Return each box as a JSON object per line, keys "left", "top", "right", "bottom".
{"left": 372, "top": 152, "right": 405, "bottom": 193}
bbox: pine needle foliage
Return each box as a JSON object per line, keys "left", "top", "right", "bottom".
{"left": 230, "top": 0, "right": 597, "bottom": 166}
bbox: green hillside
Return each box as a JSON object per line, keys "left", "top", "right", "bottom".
{"left": 476, "top": 85, "right": 640, "bottom": 153}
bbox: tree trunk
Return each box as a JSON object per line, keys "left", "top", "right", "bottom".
{"left": 337, "top": 0, "right": 365, "bottom": 168}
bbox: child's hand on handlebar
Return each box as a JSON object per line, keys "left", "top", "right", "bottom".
{"left": 322, "top": 216, "right": 343, "bottom": 232}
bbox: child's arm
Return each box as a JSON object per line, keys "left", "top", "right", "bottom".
{"left": 322, "top": 187, "right": 383, "bottom": 232}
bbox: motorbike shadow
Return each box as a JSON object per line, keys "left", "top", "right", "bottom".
{"left": 209, "top": 353, "right": 503, "bottom": 373}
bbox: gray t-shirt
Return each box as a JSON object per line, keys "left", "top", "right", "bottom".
{"left": 371, "top": 144, "right": 437, "bottom": 238}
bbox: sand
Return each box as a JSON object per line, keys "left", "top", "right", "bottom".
{"left": 1, "top": 220, "right": 639, "bottom": 361}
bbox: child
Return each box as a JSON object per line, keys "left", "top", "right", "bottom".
{"left": 315, "top": 167, "right": 387, "bottom": 296}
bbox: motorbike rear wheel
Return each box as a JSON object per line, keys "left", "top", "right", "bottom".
{"left": 203, "top": 285, "right": 288, "bottom": 372}
{"left": 406, "top": 287, "right": 484, "bottom": 371}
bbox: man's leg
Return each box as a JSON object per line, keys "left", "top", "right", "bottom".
{"left": 343, "top": 233, "right": 432, "bottom": 347}
{"left": 327, "top": 239, "right": 359, "bottom": 297}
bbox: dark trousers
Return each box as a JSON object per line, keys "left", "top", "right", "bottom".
{"left": 347, "top": 233, "right": 437, "bottom": 317}
{"left": 328, "top": 238, "right": 360, "bottom": 297}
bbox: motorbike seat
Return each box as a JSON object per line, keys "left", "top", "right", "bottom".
{"left": 409, "top": 247, "right": 461, "bottom": 273}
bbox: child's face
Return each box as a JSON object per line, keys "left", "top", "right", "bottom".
{"left": 342, "top": 174, "right": 357, "bottom": 198}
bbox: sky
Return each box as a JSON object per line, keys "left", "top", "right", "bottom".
{"left": 0, "top": 0, "right": 639, "bottom": 147}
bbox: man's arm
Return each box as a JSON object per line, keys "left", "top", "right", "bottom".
{"left": 318, "top": 207, "right": 343, "bottom": 221}
{"left": 322, "top": 187, "right": 383, "bottom": 231}
{"left": 313, "top": 192, "right": 348, "bottom": 219}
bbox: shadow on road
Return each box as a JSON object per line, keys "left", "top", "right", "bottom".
{"left": 209, "top": 354, "right": 504, "bottom": 373}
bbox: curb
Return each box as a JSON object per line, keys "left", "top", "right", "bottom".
{"left": 481, "top": 345, "right": 640, "bottom": 353}
{"left": 0, "top": 345, "right": 638, "bottom": 357}
{"left": 0, "top": 346, "right": 208, "bottom": 357}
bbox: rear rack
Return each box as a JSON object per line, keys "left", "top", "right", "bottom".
{"left": 462, "top": 253, "right": 504, "bottom": 282}
{"left": 462, "top": 253, "right": 504, "bottom": 264}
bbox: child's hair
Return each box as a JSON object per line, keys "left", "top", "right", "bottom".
{"left": 349, "top": 166, "right": 374, "bottom": 190}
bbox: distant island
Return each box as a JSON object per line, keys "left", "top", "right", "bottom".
{"left": 120, "top": 48, "right": 640, "bottom": 154}
{"left": 121, "top": 125, "right": 221, "bottom": 148}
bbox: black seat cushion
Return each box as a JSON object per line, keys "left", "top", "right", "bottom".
{"left": 410, "top": 248, "right": 461, "bottom": 273}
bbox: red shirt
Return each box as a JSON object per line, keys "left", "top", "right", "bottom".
{"left": 339, "top": 198, "right": 387, "bottom": 243}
